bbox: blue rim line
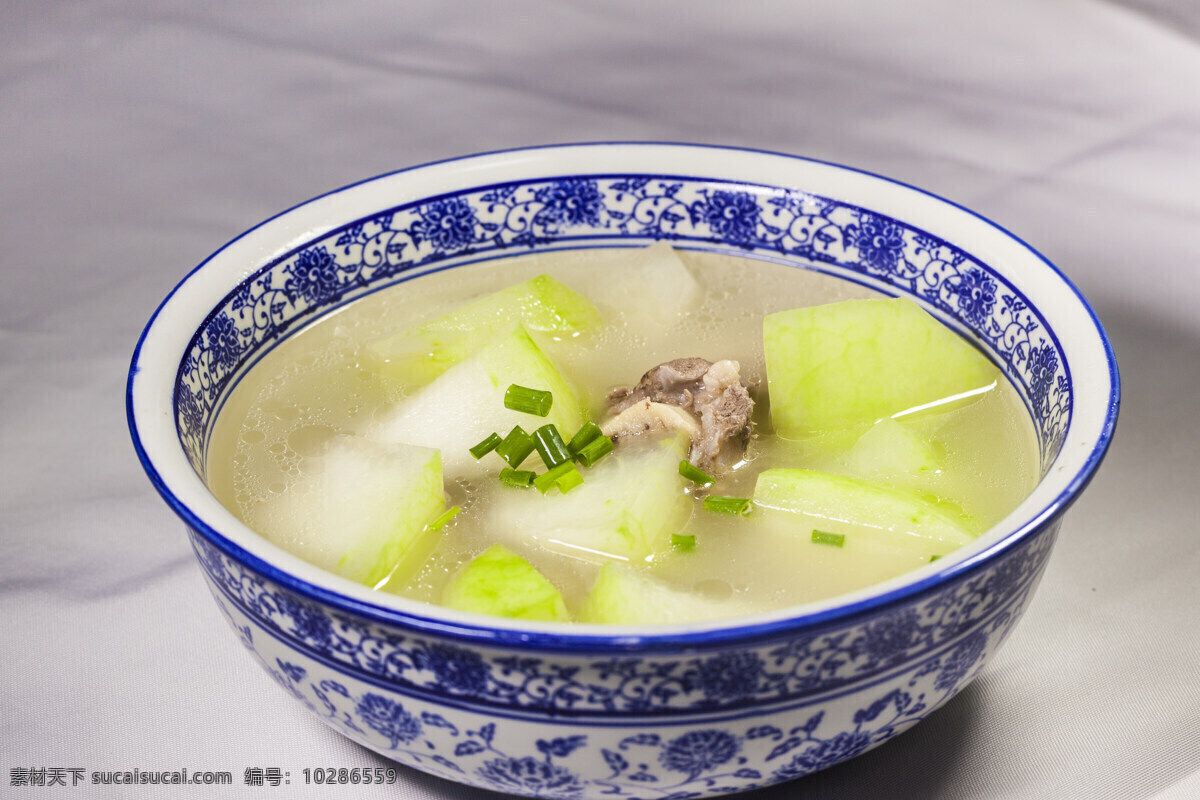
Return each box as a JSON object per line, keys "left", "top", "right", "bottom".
{"left": 127, "top": 142, "right": 1121, "bottom": 653}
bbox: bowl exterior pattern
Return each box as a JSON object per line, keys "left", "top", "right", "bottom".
{"left": 159, "top": 164, "right": 1086, "bottom": 796}
{"left": 193, "top": 519, "right": 1058, "bottom": 797}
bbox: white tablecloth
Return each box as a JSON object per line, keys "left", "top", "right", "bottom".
{"left": 4, "top": 2, "right": 1198, "bottom": 797}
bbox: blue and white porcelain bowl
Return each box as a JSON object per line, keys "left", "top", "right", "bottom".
{"left": 128, "top": 144, "right": 1119, "bottom": 797}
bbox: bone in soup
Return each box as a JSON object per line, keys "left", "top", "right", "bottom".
{"left": 208, "top": 245, "right": 1038, "bottom": 624}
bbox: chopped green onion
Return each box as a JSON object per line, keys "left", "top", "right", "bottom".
{"left": 567, "top": 421, "right": 603, "bottom": 455}
{"left": 678, "top": 460, "right": 714, "bottom": 487}
{"left": 504, "top": 384, "right": 553, "bottom": 417}
{"left": 574, "top": 434, "right": 614, "bottom": 467}
{"left": 671, "top": 533, "right": 696, "bottom": 552}
{"left": 929, "top": 554, "right": 942, "bottom": 563}
{"left": 703, "top": 496, "right": 752, "bottom": 516}
{"left": 811, "top": 529, "right": 845, "bottom": 547}
{"left": 427, "top": 506, "right": 461, "bottom": 532}
{"left": 469, "top": 432, "right": 503, "bottom": 460}
{"left": 533, "top": 424, "right": 572, "bottom": 468}
{"left": 496, "top": 425, "right": 536, "bottom": 468}
{"left": 533, "top": 460, "right": 577, "bottom": 494}
{"left": 554, "top": 463, "right": 585, "bottom": 494}
{"left": 499, "top": 468, "right": 536, "bottom": 488}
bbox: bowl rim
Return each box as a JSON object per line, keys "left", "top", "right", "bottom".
{"left": 127, "top": 141, "right": 1120, "bottom": 651}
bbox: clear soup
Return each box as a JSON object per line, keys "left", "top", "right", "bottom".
{"left": 208, "top": 248, "right": 1038, "bottom": 619}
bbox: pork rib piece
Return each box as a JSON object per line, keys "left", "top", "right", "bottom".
{"left": 602, "top": 357, "right": 754, "bottom": 471}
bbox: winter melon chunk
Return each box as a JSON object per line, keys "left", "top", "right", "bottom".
{"left": 375, "top": 326, "right": 585, "bottom": 474}
{"left": 484, "top": 436, "right": 692, "bottom": 564}
{"left": 594, "top": 242, "right": 703, "bottom": 324}
{"left": 442, "top": 544, "right": 570, "bottom": 622}
{"left": 763, "top": 297, "right": 998, "bottom": 436}
{"left": 364, "top": 274, "right": 600, "bottom": 385}
{"left": 250, "top": 435, "right": 445, "bottom": 588}
{"left": 839, "top": 418, "right": 942, "bottom": 483}
{"left": 578, "top": 564, "right": 754, "bottom": 625}
{"left": 752, "top": 468, "right": 975, "bottom": 558}
{"left": 420, "top": 273, "right": 601, "bottom": 335}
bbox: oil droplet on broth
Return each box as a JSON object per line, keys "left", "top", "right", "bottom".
{"left": 271, "top": 404, "right": 299, "bottom": 422}
{"left": 287, "top": 425, "right": 338, "bottom": 457}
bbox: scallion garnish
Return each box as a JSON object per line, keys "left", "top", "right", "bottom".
{"left": 499, "top": 468, "right": 536, "bottom": 488}
{"left": 574, "top": 434, "right": 614, "bottom": 467}
{"left": 427, "top": 506, "right": 461, "bottom": 532}
{"left": 703, "top": 496, "right": 752, "bottom": 516}
{"left": 671, "top": 533, "right": 696, "bottom": 552}
{"left": 504, "top": 384, "right": 553, "bottom": 417}
{"left": 929, "top": 554, "right": 941, "bottom": 563}
{"left": 811, "top": 529, "right": 845, "bottom": 547}
{"left": 532, "top": 424, "right": 572, "bottom": 469}
{"left": 469, "top": 432, "right": 503, "bottom": 460}
{"left": 678, "top": 460, "right": 714, "bottom": 487}
{"left": 554, "top": 463, "right": 585, "bottom": 494}
{"left": 496, "top": 425, "right": 536, "bottom": 468}
{"left": 567, "top": 421, "right": 603, "bottom": 455}
{"left": 533, "top": 460, "right": 577, "bottom": 494}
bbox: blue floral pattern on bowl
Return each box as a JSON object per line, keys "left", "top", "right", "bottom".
{"left": 175, "top": 175, "right": 1071, "bottom": 483}
{"left": 192, "top": 529, "right": 1051, "bottom": 716}
{"left": 202, "top": 514, "right": 1053, "bottom": 798}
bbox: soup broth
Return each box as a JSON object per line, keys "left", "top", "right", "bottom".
{"left": 208, "top": 248, "right": 1039, "bottom": 619}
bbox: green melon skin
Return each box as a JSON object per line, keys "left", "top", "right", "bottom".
{"left": 252, "top": 435, "right": 445, "bottom": 588}
{"left": 484, "top": 436, "right": 692, "bottom": 564}
{"left": 763, "top": 297, "right": 999, "bottom": 436}
{"left": 364, "top": 274, "right": 600, "bottom": 385}
{"left": 375, "top": 326, "right": 585, "bottom": 475}
{"left": 442, "top": 544, "right": 570, "bottom": 622}
{"left": 577, "top": 563, "right": 752, "bottom": 625}
{"left": 752, "top": 468, "right": 975, "bottom": 558}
